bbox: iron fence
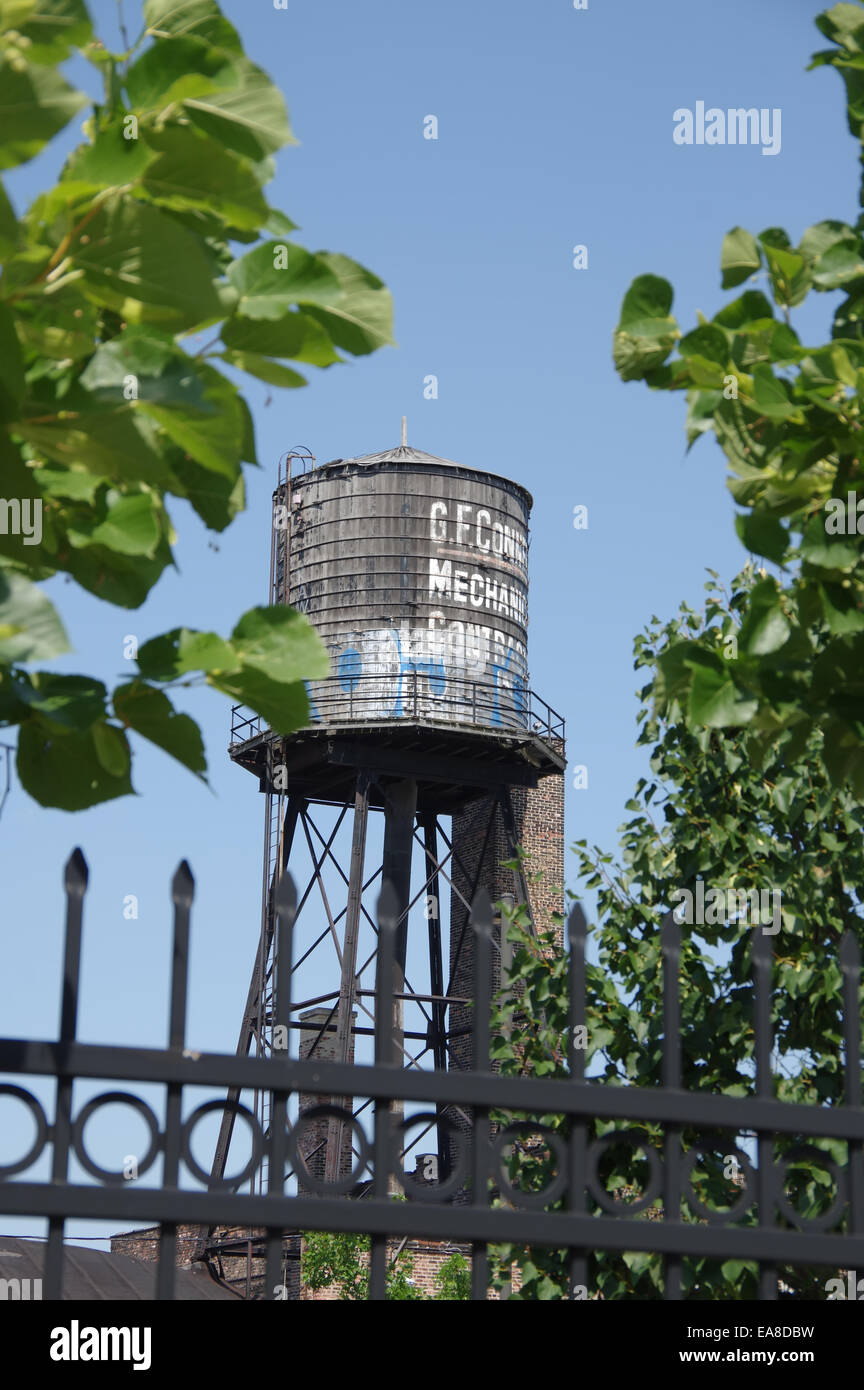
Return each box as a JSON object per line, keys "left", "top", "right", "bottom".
{"left": 1, "top": 851, "right": 863, "bottom": 1300}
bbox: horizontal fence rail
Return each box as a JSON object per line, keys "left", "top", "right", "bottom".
{"left": 1, "top": 852, "right": 863, "bottom": 1300}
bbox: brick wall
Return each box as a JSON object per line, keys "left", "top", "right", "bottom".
{"left": 449, "top": 764, "right": 566, "bottom": 1072}
{"left": 300, "top": 1234, "right": 520, "bottom": 1301}
{"left": 110, "top": 1224, "right": 301, "bottom": 1300}
{"left": 297, "top": 1007, "right": 355, "bottom": 1188}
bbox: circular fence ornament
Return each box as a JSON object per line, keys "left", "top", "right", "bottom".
{"left": 286, "top": 1104, "right": 371, "bottom": 1195}
{"left": 0, "top": 1084, "right": 49, "bottom": 1178}
{"left": 182, "top": 1099, "right": 263, "bottom": 1189}
{"left": 587, "top": 1129, "right": 663, "bottom": 1215}
{"left": 492, "top": 1122, "right": 569, "bottom": 1210}
{"left": 391, "top": 1112, "right": 469, "bottom": 1202}
{"left": 72, "top": 1092, "right": 161, "bottom": 1185}
{"left": 775, "top": 1144, "right": 847, "bottom": 1233}
{"left": 682, "top": 1139, "right": 754, "bottom": 1224}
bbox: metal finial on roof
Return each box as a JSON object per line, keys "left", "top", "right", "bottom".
{"left": 401, "top": 416, "right": 407, "bottom": 447}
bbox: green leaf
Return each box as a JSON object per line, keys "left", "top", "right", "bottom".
{"left": 139, "top": 125, "right": 269, "bottom": 231}
{"left": 143, "top": 0, "right": 242, "bottom": 51}
{"left": 84, "top": 492, "right": 162, "bottom": 558}
{"left": 12, "top": 672, "right": 106, "bottom": 730}
{"left": 735, "top": 510, "right": 788, "bottom": 564}
{"left": 208, "top": 663, "right": 310, "bottom": 736}
{"left": 220, "top": 308, "right": 341, "bottom": 366}
{"left": 300, "top": 251, "right": 395, "bottom": 356}
{"left": 80, "top": 329, "right": 249, "bottom": 479}
{"left": 688, "top": 666, "right": 758, "bottom": 728}
{"left": 17, "top": 718, "right": 133, "bottom": 809}
{"left": 92, "top": 720, "right": 131, "bottom": 777}
{"left": 229, "top": 604, "right": 330, "bottom": 683}
{"left": 811, "top": 239, "right": 864, "bottom": 289}
{"left": 721, "top": 227, "right": 762, "bottom": 289}
{"left": 73, "top": 195, "right": 224, "bottom": 329}
{"left": 168, "top": 450, "right": 245, "bottom": 531}
{"left": 113, "top": 679, "right": 206, "bottom": 777}
{"left": 751, "top": 363, "right": 798, "bottom": 420}
{"left": 265, "top": 209, "right": 298, "bottom": 236}
{"left": 613, "top": 274, "right": 678, "bottom": 381}
{"left": 62, "top": 125, "right": 155, "bottom": 187}
{"left": 184, "top": 56, "right": 295, "bottom": 161}
{"left": 815, "top": 3, "right": 864, "bottom": 53}
{"left": 685, "top": 388, "right": 722, "bottom": 447}
{"left": 18, "top": 0, "right": 92, "bottom": 64}
{"left": 713, "top": 290, "right": 775, "bottom": 330}
{"left": 737, "top": 579, "right": 791, "bottom": 655}
{"left": 14, "top": 289, "right": 98, "bottom": 360}
{"left": 217, "top": 349, "right": 306, "bottom": 388}
{"left": 139, "top": 359, "right": 248, "bottom": 478}
{"left": 800, "top": 514, "right": 859, "bottom": 570}
{"left": 227, "top": 241, "right": 342, "bottom": 319}
{"left": 0, "top": 55, "right": 86, "bottom": 170}
{"left": 799, "top": 219, "right": 857, "bottom": 260}
{"left": 136, "top": 626, "right": 235, "bottom": 679}
{"left": 125, "top": 34, "right": 235, "bottom": 110}
{"left": 0, "top": 176, "right": 18, "bottom": 256}
{"left": 33, "top": 466, "right": 101, "bottom": 502}
{"left": 0, "top": 571, "right": 69, "bottom": 662}
{"left": 679, "top": 324, "right": 728, "bottom": 366}
{"left": 820, "top": 581, "right": 864, "bottom": 633}
{"left": 760, "top": 239, "right": 812, "bottom": 307}
{"left": 60, "top": 533, "right": 173, "bottom": 608}
{"left": 0, "top": 300, "right": 25, "bottom": 417}
{"left": 17, "top": 408, "right": 178, "bottom": 488}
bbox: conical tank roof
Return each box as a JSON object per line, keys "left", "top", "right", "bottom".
{"left": 313, "top": 443, "right": 533, "bottom": 507}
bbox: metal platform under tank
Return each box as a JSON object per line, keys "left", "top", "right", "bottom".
{"left": 228, "top": 703, "right": 566, "bottom": 814}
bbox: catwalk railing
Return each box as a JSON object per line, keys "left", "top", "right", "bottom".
{"left": 229, "top": 673, "right": 566, "bottom": 744}
{"left": 1, "top": 851, "right": 863, "bottom": 1300}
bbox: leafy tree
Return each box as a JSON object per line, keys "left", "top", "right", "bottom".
{"left": 0, "top": 0, "right": 393, "bottom": 810}
{"left": 613, "top": 1, "right": 864, "bottom": 798}
{"left": 301, "top": 1228, "right": 469, "bottom": 1300}
{"left": 489, "top": 566, "right": 864, "bottom": 1299}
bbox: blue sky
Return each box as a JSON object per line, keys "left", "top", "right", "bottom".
{"left": 0, "top": 0, "right": 855, "bottom": 1238}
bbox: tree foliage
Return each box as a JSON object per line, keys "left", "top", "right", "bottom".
{"left": 301, "top": 1228, "right": 469, "bottom": 1300}
{"left": 0, "top": 0, "right": 393, "bottom": 809}
{"left": 489, "top": 567, "right": 864, "bottom": 1299}
{"left": 613, "top": 1, "right": 864, "bottom": 798}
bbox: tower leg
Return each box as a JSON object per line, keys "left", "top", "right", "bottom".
{"left": 208, "top": 795, "right": 301, "bottom": 1189}
{"left": 381, "top": 778, "right": 418, "bottom": 1063}
{"left": 323, "top": 771, "right": 371, "bottom": 1185}
{"left": 422, "top": 814, "right": 450, "bottom": 1181}
{"left": 381, "top": 778, "right": 417, "bottom": 1183}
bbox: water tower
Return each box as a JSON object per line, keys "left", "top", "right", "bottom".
{"left": 212, "top": 436, "right": 566, "bottom": 1194}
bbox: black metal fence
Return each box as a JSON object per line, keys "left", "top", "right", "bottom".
{"left": 1, "top": 851, "right": 863, "bottom": 1300}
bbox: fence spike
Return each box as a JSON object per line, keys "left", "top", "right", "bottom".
{"left": 375, "top": 879, "right": 398, "bottom": 1067}
{"left": 660, "top": 909, "right": 681, "bottom": 957}
{"left": 567, "top": 900, "right": 588, "bottom": 948}
{"left": 64, "top": 847, "right": 88, "bottom": 895}
{"left": 840, "top": 930, "right": 861, "bottom": 974}
{"left": 171, "top": 860, "right": 194, "bottom": 906}
{"left": 751, "top": 924, "right": 774, "bottom": 965}
{"left": 376, "top": 877, "right": 400, "bottom": 933}
{"left": 274, "top": 868, "right": 297, "bottom": 920}
{"left": 470, "top": 886, "right": 494, "bottom": 939}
